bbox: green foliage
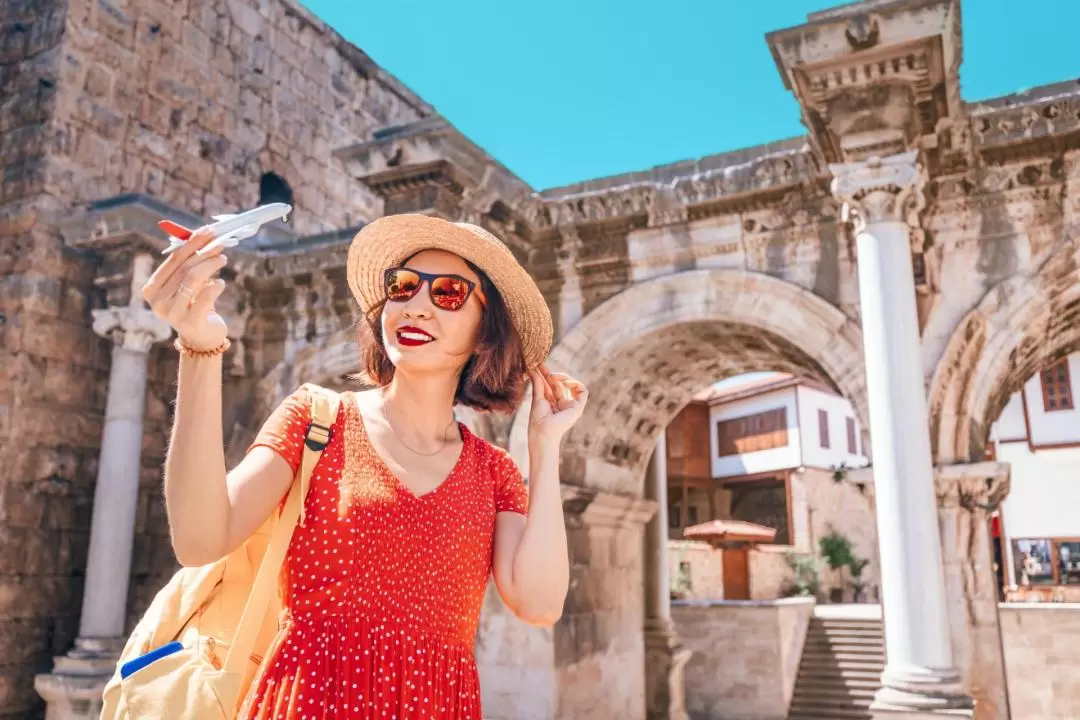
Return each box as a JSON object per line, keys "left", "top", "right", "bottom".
{"left": 818, "top": 530, "right": 856, "bottom": 570}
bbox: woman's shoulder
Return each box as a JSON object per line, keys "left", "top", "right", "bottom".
{"left": 464, "top": 428, "right": 520, "bottom": 473}
{"left": 271, "top": 383, "right": 351, "bottom": 427}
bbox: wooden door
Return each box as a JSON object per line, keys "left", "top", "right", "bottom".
{"left": 722, "top": 548, "right": 750, "bottom": 600}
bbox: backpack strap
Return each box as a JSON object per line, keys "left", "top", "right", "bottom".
{"left": 299, "top": 388, "right": 338, "bottom": 528}
{"left": 223, "top": 385, "right": 341, "bottom": 679}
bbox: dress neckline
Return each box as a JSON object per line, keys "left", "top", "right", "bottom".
{"left": 347, "top": 391, "right": 472, "bottom": 501}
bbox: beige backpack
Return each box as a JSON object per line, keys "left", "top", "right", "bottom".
{"left": 100, "top": 384, "right": 340, "bottom": 719}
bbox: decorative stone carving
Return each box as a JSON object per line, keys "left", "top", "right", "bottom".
{"left": 934, "top": 463, "right": 1011, "bottom": 720}
{"left": 91, "top": 254, "right": 173, "bottom": 352}
{"left": 829, "top": 150, "right": 925, "bottom": 232}
{"left": 646, "top": 186, "right": 688, "bottom": 228}
{"left": 458, "top": 185, "right": 500, "bottom": 226}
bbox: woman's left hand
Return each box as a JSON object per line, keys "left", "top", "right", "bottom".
{"left": 527, "top": 365, "right": 588, "bottom": 443}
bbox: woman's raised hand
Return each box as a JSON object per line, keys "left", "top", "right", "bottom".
{"left": 141, "top": 228, "right": 230, "bottom": 351}
{"left": 527, "top": 365, "right": 588, "bottom": 443}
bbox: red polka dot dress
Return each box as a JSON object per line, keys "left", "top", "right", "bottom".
{"left": 237, "top": 386, "right": 528, "bottom": 720}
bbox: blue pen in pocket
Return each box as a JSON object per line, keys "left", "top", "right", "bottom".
{"left": 120, "top": 641, "right": 184, "bottom": 679}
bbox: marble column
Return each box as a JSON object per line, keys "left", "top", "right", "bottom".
{"left": 35, "top": 253, "right": 172, "bottom": 719}
{"left": 829, "top": 151, "right": 974, "bottom": 717}
{"left": 643, "top": 433, "right": 690, "bottom": 720}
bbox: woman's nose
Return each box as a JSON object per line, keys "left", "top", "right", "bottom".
{"left": 402, "top": 284, "right": 434, "bottom": 317}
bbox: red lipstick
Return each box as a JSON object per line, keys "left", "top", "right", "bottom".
{"left": 396, "top": 326, "right": 434, "bottom": 347}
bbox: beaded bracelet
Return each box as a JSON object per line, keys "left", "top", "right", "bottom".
{"left": 174, "top": 337, "right": 231, "bottom": 359}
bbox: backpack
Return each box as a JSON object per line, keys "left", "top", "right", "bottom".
{"left": 100, "top": 384, "right": 341, "bottom": 719}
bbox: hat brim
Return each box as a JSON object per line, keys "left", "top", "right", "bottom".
{"left": 347, "top": 214, "right": 553, "bottom": 370}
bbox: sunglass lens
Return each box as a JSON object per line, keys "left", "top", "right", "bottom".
{"left": 430, "top": 276, "right": 469, "bottom": 310}
{"left": 385, "top": 269, "right": 421, "bottom": 301}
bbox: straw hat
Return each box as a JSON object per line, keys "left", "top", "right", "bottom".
{"left": 347, "top": 213, "right": 553, "bottom": 369}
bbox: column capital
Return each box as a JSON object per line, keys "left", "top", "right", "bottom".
{"left": 562, "top": 486, "right": 658, "bottom": 530}
{"left": 91, "top": 252, "right": 172, "bottom": 353}
{"left": 92, "top": 306, "right": 172, "bottom": 353}
{"left": 934, "top": 461, "right": 1011, "bottom": 512}
{"left": 828, "top": 150, "right": 926, "bottom": 234}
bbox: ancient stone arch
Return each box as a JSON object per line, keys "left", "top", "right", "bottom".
{"left": 507, "top": 268, "right": 869, "bottom": 495}
{"left": 928, "top": 226, "right": 1080, "bottom": 464}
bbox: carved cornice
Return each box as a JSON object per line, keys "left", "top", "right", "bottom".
{"left": 59, "top": 193, "right": 207, "bottom": 255}
{"left": 766, "top": 0, "right": 961, "bottom": 163}
{"left": 522, "top": 146, "right": 821, "bottom": 231}
{"left": 335, "top": 116, "right": 533, "bottom": 224}
{"left": 968, "top": 81, "right": 1080, "bottom": 163}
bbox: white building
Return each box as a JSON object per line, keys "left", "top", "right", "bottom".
{"left": 706, "top": 372, "right": 870, "bottom": 481}
{"left": 988, "top": 353, "right": 1080, "bottom": 600}
{"left": 666, "top": 372, "right": 877, "bottom": 601}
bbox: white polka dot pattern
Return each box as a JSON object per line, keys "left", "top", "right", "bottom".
{"left": 238, "top": 388, "right": 528, "bottom": 719}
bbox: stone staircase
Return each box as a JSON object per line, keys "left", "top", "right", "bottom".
{"left": 788, "top": 609, "right": 884, "bottom": 720}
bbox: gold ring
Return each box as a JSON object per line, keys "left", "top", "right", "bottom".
{"left": 178, "top": 284, "right": 196, "bottom": 300}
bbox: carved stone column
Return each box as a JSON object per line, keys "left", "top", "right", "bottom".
{"left": 36, "top": 253, "right": 172, "bottom": 719}
{"left": 643, "top": 433, "right": 690, "bottom": 720}
{"left": 830, "top": 151, "right": 974, "bottom": 717}
{"left": 557, "top": 486, "right": 657, "bottom": 720}
{"left": 936, "top": 463, "right": 1012, "bottom": 720}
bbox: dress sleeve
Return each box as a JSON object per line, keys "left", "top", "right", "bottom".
{"left": 491, "top": 445, "right": 529, "bottom": 515}
{"left": 246, "top": 385, "right": 312, "bottom": 475}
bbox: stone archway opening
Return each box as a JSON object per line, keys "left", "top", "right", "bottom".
{"left": 507, "top": 268, "right": 869, "bottom": 489}
{"left": 498, "top": 267, "right": 870, "bottom": 719}
{"left": 929, "top": 226, "right": 1080, "bottom": 465}
{"left": 557, "top": 321, "right": 842, "bottom": 496}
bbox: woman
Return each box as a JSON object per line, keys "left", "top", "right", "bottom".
{"left": 142, "top": 213, "right": 588, "bottom": 719}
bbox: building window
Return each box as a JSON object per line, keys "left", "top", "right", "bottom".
{"left": 1040, "top": 359, "right": 1074, "bottom": 412}
{"left": 259, "top": 171, "right": 294, "bottom": 207}
{"left": 818, "top": 409, "right": 830, "bottom": 449}
{"left": 715, "top": 408, "right": 788, "bottom": 456}
{"left": 728, "top": 478, "right": 789, "bottom": 545}
{"left": 846, "top": 418, "right": 857, "bottom": 454}
{"left": 1013, "top": 538, "right": 1080, "bottom": 586}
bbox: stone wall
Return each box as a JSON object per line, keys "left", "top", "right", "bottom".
{"left": 999, "top": 603, "right": 1080, "bottom": 720}
{"left": 0, "top": 2, "right": 104, "bottom": 717}
{"left": 791, "top": 467, "right": 880, "bottom": 601}
{"left": 668, "top": 540, "right": 794, "bottom": 601}
{"left": 668, "top": 540, "right": 723, "bottom": 600}
{"left": 672, "top": 598, "right": 814, "bottom": 720}
{"left": 748, "top": 545, "right": 792, "bottom": 600}
{"left": 1, "top": 0, "right": 428, "bottom": 715}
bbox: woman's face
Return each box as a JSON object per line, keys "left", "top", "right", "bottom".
{"left": 380, "top": 249, "right": 484, "bottom": 377}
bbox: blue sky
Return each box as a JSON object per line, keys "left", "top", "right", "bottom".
{"left": 300, "top": 0, "right": 1080, "bottom": 190}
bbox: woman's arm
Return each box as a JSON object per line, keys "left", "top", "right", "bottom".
{"left": 143, "top": 227, "right": 293, "bottom": 567}
{"left": 492, "top": 368, "right": 588, "bottom": 626}
{"left": 165, "top": 352, "right": 292, "bottom": 566}
{"left": 492, "top": 438, "right": 568, "bottom": 626}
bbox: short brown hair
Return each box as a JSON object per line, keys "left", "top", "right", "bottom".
{"left": 359, "top": 261, "right": 528, "bottom": 413}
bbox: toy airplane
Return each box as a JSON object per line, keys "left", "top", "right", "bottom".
{"left": 159, "top": 203, "right": 292, "bottom": 256}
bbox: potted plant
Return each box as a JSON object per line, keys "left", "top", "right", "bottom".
{"left": 849, "top": 557, "right": 870, "bottom": 602}
{"left": 819, "top": 530, "right": 855, "bottom": 603}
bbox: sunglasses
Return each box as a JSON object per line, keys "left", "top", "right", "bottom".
{"left": 383, "top": 267, "right": 487, "bottom": 311}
